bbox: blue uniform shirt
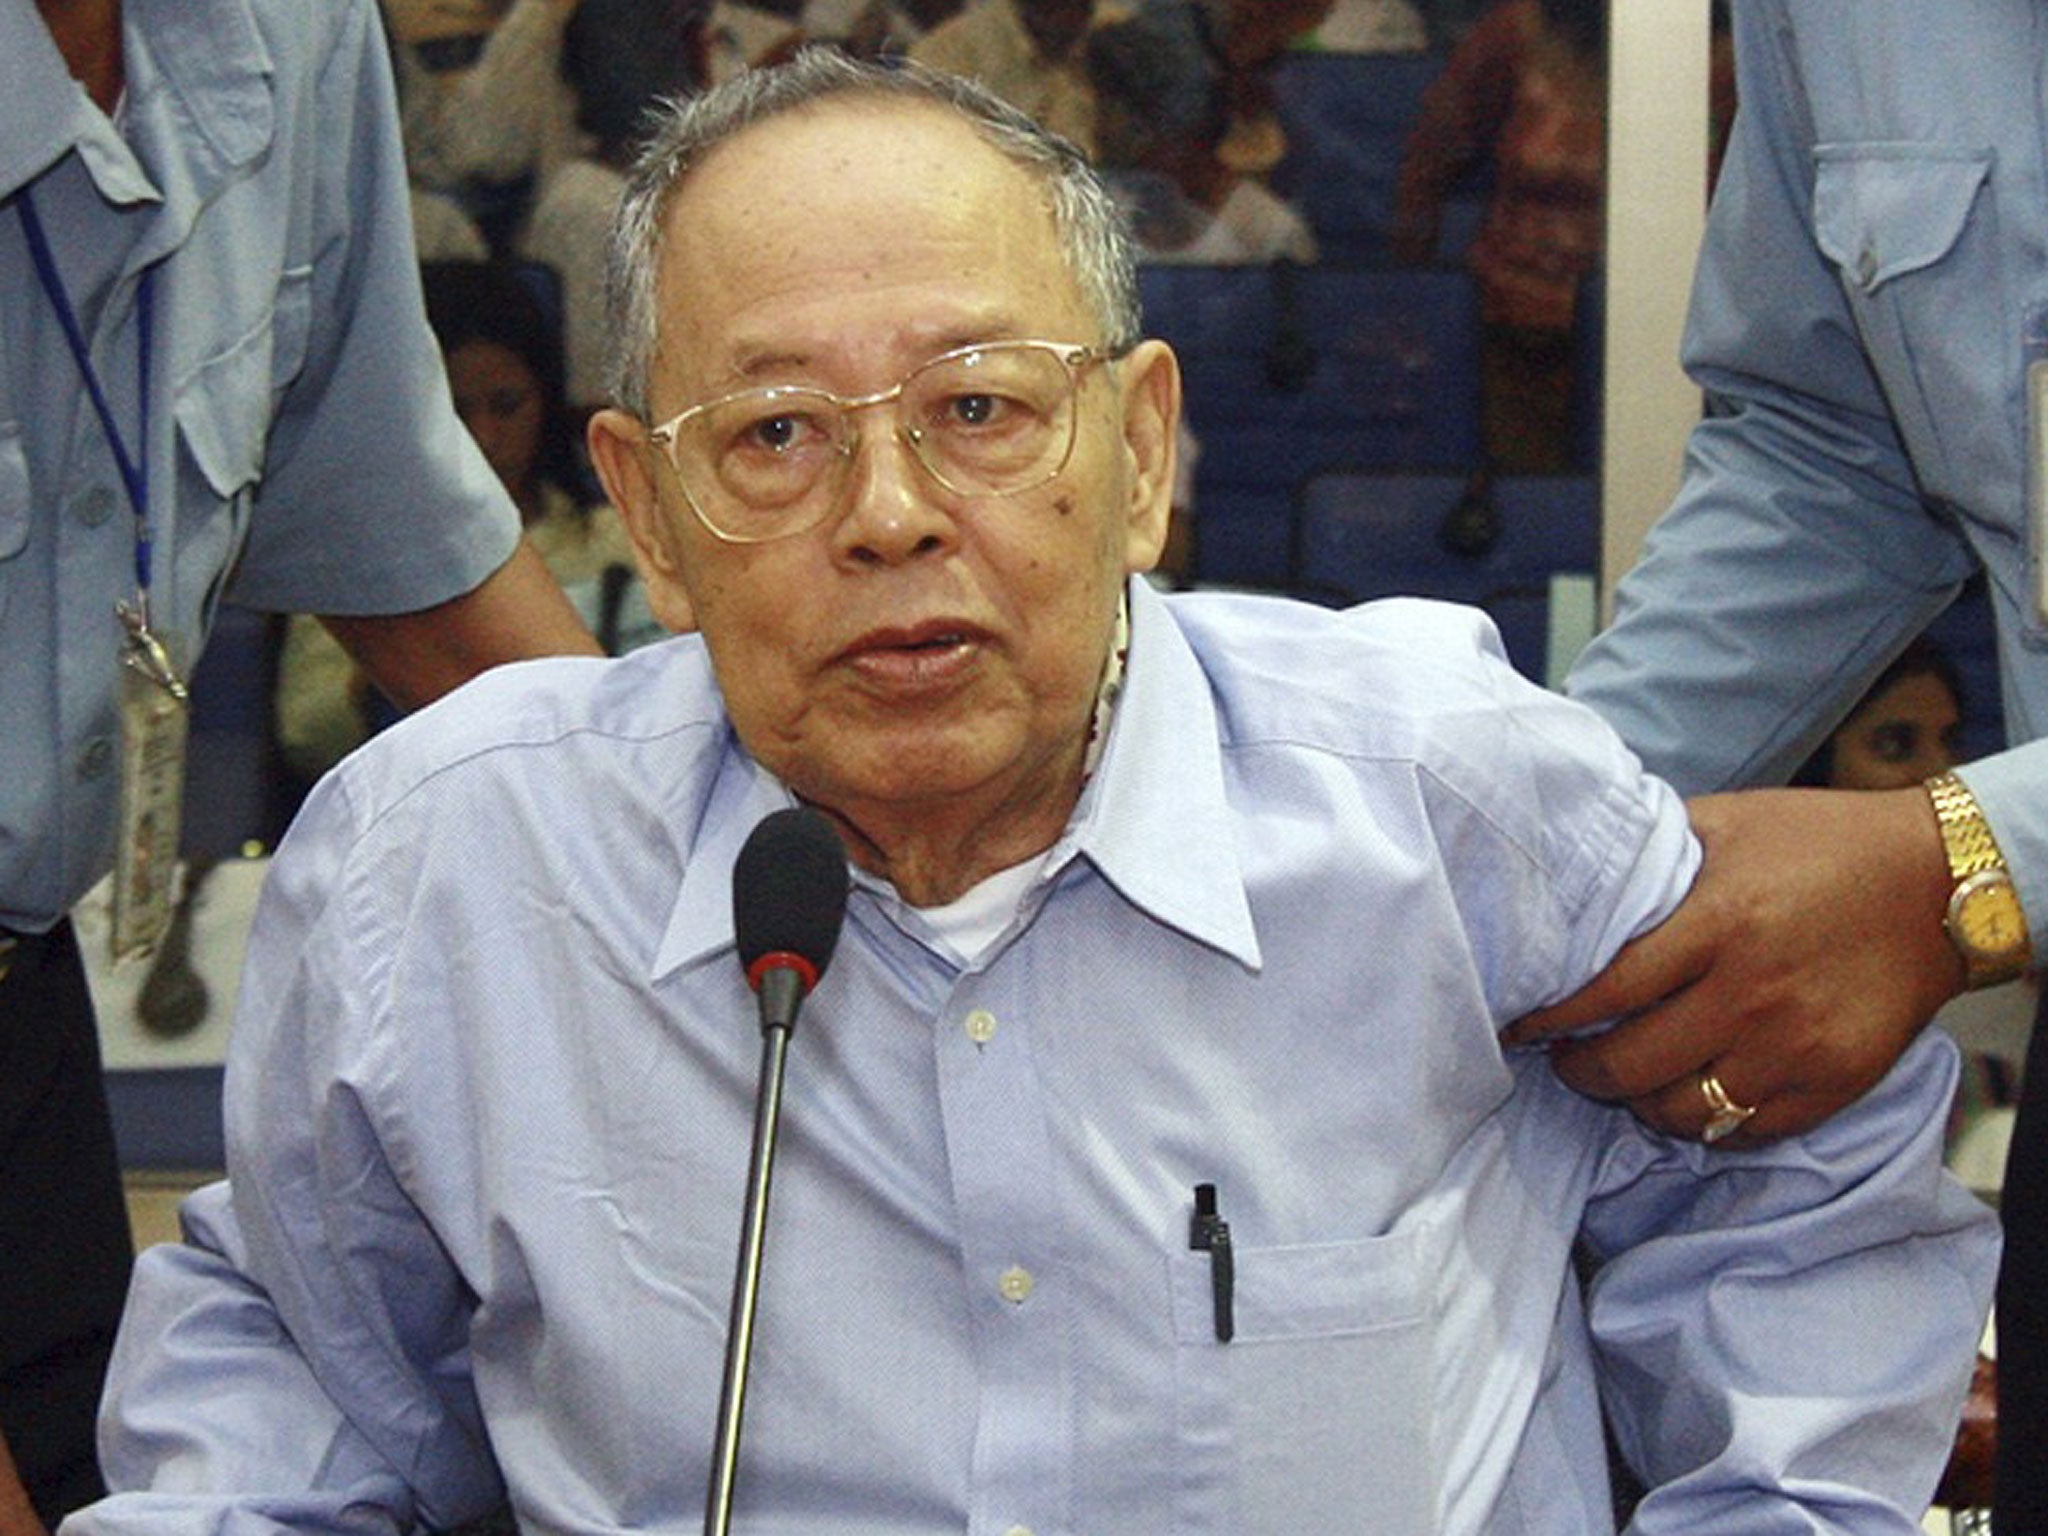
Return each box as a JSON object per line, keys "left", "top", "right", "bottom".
{"left": 0, "top": 0, "right": 519, "bottom": 929}
{"left": 1570, "top": 0, "right": 2048, "bottom": 938}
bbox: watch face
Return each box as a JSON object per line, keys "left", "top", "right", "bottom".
{"left": 1951, "top": 872, "right": 2028, "bottom": 960}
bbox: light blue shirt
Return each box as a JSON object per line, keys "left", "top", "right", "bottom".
{"left": 73, "top": 582, "right": 1995, "bottom": 1535}
{"left": 0, "top": 0, "right": 519, "bottom": 929}
{"left": 1568, "top": 0, "right": 2048, "bottom": 940}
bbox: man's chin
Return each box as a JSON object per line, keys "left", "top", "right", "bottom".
{"left": 784, "top": 734, "right": 1079, "bottom": 829}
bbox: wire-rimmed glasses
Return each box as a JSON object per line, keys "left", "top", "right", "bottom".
{"left": 645, "top": 338, "right": 1121, "bottom": 544}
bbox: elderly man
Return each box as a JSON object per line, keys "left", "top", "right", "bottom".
{"left": 68, "top": 53, "right": 1992, "bottom": 1535}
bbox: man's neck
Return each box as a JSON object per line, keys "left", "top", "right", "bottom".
{"left": 38, "top": 0, "right": 125, "bottom": 113}
{"left": 818, "top": 768, "right": 1084, "bottom": 911}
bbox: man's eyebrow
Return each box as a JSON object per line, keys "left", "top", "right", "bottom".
{"left": 723, "top": 348, "right": 817, "bottom": 385}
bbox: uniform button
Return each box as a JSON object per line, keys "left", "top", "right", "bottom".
{"left": 72, "top": 487, "right": 117, "bottom": 527}
{"left": 963, "top": 1008, "right": 998, "bottom": 1044}
{"left": 1003, "top": 1527, "right": 1034, "bottom": 1536}
{"left": 1856, "top": 243, "right": 1879, "bottom": 288}
{"left": 77, "top": 736, "right": 114, "bottom": 779}
{"left": 997, "top": 1266, "right": 1034, "bottom": 1304}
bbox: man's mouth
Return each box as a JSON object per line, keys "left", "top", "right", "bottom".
{"left": 840, "top": 623, "right": 983, "bottom": 687}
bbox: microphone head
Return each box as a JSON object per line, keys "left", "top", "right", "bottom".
{"left": 732, "top": 806, "right": 849, "bottom": 1001}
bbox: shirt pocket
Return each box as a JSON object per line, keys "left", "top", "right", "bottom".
{"left": 1811, "top": 145, "right": 1994, "bottom": 490}
{"left": 1168, "top": 1229, "right": 1438, "bottom": 1533}
{"left": 175, "top": 265, "right": 313, "bottom": 503}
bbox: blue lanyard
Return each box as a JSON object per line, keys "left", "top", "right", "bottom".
{"left": 15, "top": 186, "right": 158, "bottom": 596}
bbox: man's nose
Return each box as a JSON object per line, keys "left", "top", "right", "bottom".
{"left": 831, "top": 412, "right": 959, "bottom": 564}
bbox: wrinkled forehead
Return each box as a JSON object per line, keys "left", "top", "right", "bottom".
{"left": 648, "top": 97, "right": 1090, "bottom": 384}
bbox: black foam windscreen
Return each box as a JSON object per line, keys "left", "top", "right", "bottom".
{"left": 731, "top": 806, "right": 850, "bottom": 986}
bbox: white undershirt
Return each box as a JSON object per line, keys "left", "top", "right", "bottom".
{"left": 909, "top": 854, "right": 1047, "bottom": 965}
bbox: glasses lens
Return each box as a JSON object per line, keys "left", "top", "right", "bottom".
{"left": 902, "top": 344, "right": 1078, "bottom": 496}
{"left": 673, "top": 387, "right": 847, "bottom": 540}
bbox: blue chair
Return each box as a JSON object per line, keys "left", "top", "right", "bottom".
{"left": 1145, "top": 264, "right": 1481, "bottom": 447}
{"left": 182, "top": 604, "right": 293, "bottom": 859}
{"left": 1143, "top": 263, "right": 1486, "bottom": 587}
{"left": 1491, "top": 472, "right": 1601, "bottom": 574}
{"left": 105, "top": 1068, "right": 226, "bottom": 1170}
{"left": 1288, "top": 469, "right": 1600, "bottom": 681}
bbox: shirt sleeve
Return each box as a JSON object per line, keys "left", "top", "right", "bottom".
{"left": 75, "top": 770, "right": 505, "bottom": 1533}
{"left": 225, "top": 0, "right": 520, "bottom": 619}
{"left": 63, "top": 1186, "right": 427, "bottom": 1536}
{"left": 1565, "top": 0, "right": 1977, "bottom": 796}
{"left": 1577, "top": 1031, "right": 1998, "bottom": 1528}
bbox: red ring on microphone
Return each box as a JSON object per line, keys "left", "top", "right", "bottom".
{"left": 744, "top": 950, "right": 822, "bottom": 996}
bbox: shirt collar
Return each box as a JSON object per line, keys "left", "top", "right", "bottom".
{"left": 649, "top": 579, "right": 1261, "bottom": 983}
{"left": 0, "top": 0, "right": 126, "bottom": 199}
{"left": 647, "top": 577, "right": 1253, "bottom": 987}
{"left": 1, "top": 0, "right": 273, "bottom": 219}
{"left": 1059, "top": 578, "right": 1262, "bottom": 968}
{"left": 652, "top": 737, "right": 799, "bottom": 981}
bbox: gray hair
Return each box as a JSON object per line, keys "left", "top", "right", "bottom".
{"left": 603, "top": 48, "right": 1142, "bottom": 418}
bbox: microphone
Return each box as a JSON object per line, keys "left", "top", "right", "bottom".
{"left": 733, "top": 804, "right": 849, "bottom": 1035}
{"left": 705, "top": 806, "right": 849, "bottom": 1536}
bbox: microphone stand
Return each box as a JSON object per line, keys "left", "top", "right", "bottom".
{"left": 704, "top": 968, "right": 803, "bottom": 1536}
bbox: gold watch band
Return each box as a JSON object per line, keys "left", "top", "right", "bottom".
{"left": 1927, "top": 770, "right": 2006, "bottom": 881}
{"left": 1927, "top": 770, "right": 2034, "bottom": 989}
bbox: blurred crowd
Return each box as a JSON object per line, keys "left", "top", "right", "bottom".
{"left": 377, "top": 0, "right": 1713, "bottom": 514}
{"left": 378, "top": 0, "right": 1470, "bottom": 411}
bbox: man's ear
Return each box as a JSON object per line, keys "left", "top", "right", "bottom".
{"left": 1115, "top": 340, "right": 1181, "bottom": 575}
{"left": 587, "top": 407, "right": 700, "bottom": 633}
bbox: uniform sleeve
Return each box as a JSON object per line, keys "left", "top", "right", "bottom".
{"left": 1565, "top": 0, "right": 1977, "bottom": 797}
{"left": 1569, "top": 0, "right": 2048, "bottom": 963}
{"left": 70, "top": 773, "right": 505, "bottom": 1533}
{"left": 227, "top": 0, "right": 519, "bottom": 619}
{"left": 1578, "top": 1032, "right": 1999, "bottom": 1530}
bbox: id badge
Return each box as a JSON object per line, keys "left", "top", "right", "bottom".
{"left": 111, "top": 627, "right": 190, "bottom": 959}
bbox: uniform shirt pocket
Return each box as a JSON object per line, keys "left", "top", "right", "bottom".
{"left": 1169, "top": 1229, "right": 1438, "bottom": 1532}
{"left": 1814, "top": 145, "right": 1987, "bottom": 294}
{"left": 175, "top": 265, "right": 313, "bottom": 501}
{"left": 1812, "top": 146, "right": 1995, "bottom": 494}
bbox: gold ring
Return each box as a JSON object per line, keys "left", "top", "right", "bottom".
{"left": 1699, "top": 1072, "right": 1757, "bottom": 1143}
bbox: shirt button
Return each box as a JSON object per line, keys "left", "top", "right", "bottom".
{"left": 997, "top": 1266, "right": 1034, "bottom": 1304}
{"left": 71, "top": 486, "right": 117, "bottom": 527}
{"left": 963, "top": 1008, "right": 998, "bottom": 1044}
{"left": 76, "top": 736, "right": 114, "bottom": 780}
{"left": 1003, "top": 1527, "right": 1034, "bottom": 1536}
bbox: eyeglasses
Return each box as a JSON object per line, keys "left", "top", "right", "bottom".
{"left": 645, "top": 339, "right": 1120, "bottom": 544}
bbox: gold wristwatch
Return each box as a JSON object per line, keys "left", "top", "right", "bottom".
{"left": 1926, "top": 771, "right": 2033, "bottom": 989}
